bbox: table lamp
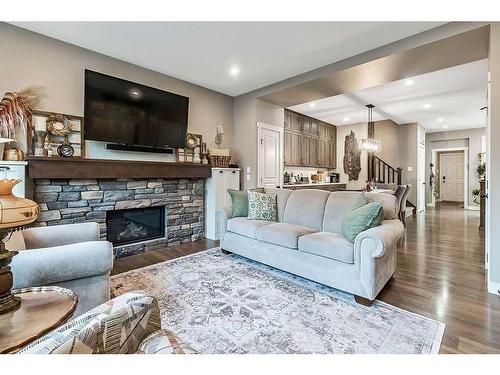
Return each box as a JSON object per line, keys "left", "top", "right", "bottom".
{"left": 0, "top": 179, "right": 39, "bottom": 314}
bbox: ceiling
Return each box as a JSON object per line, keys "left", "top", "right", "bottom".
{"left": 288, "top": 59, "right": 488, "bottom": 133}
{"left": 11, "top": 22, "right": 443, "bottom": 96}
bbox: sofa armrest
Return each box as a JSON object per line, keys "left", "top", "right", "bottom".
{"left": 217, "top": 207, "right": 232, "bottom": 239}
{"left": 354, "top": 219, "right": 404, "bottom": 260}
{"left": 22, "top": 222, "right": 101, "bottom": 249}
{"left": 11, "top": 240, "right": 114, "bottom": 288}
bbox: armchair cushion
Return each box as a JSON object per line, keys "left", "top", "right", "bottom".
{"left": 11, "top": 240, "right": 113, "bottom": 288}
{"left": 18, "top": 291, "right": 161, "bottom": 354}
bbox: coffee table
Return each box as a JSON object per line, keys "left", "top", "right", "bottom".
{"left": 0, "top": 286, "right": 78, "bottom": 353}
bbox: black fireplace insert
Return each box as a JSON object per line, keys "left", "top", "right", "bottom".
{"left": 106, "top": 206, "right": 165, "bottom": 246}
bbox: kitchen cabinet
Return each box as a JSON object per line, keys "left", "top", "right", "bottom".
{"left": 284, "top": 110, "right": 336, "bottom": 168}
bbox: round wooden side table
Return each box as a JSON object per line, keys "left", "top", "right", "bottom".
{"left": 0, "top": 286, "right": 78, "bottom": 353}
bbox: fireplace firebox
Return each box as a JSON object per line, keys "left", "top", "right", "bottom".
{"left": 106, "top": 206, "right": 165, "bottom": 246}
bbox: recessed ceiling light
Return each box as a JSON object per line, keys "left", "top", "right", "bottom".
{"left": 438, "top": 117, "right": 444, "bottom": 122}
{"left": 309, "top": 102, "right": 316, "bottom": 108}
{"left": 443, "top": 125, "right": 449, "bottom": 129}
{"left": 405, "top": 79, "right": 415, "bottom": 86}
{"left": 343, "top": 117, "right": 350, "bottom": 122}
{"left": 229, "top": 66, "right": 240, "bottom": 77}
{"left": 423, "top": 103, "right": 431, "bottom": 109}
{"left": 129, "top": 88, "right": 142, "bottom": 98}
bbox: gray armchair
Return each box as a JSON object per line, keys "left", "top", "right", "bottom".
{"left": 7, "top": 222, "right": 114, "bottom": 317}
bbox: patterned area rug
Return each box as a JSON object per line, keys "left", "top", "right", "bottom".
{"left": 111, "top": 248, "right": 445, "bottom": 354}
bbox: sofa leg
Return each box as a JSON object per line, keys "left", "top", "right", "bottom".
{"left": 354, "top": 295, "right": 374, "bottom": 307}
{"left": 221, "top": 248, "right": 232, "bottom": 255}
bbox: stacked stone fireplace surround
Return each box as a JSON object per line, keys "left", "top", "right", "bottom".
{"left": 33, "top": 178, "right": 205, "bottom": 258}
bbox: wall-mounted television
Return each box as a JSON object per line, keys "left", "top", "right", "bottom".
{"left": 84, "top": 70, "right": 189, "bottom": 149}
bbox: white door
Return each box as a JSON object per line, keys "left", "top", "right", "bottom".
{"left": 257, "top": 123, "right": 283, "bottom": 188}
{"left": 417, "top": 144, "right": 426, "bottom": 212}
{"left": 440, "top": 152, "right": 464, "bottom": 202}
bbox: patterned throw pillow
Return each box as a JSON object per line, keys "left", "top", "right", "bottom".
{"left": 341, "top": 202, "right": 384, "bottom": 242}
{"left": 247, "top": 190, "right": 277, "bottom": 221}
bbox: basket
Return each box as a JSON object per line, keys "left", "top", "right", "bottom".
{"left": 209, "top": 155, "right": 230, "bottom": 168}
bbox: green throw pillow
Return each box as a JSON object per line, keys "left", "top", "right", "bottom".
{"left": 247, "top": 190, "right": 277, "bottom": 221}
{"left": 342, "top": 202, "right": 384, "bottom": 242}
{"left": 227, "top": 189, "right": 248, "bottom": 217}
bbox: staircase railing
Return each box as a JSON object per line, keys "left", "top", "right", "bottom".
{"left": 368, "top": 155, "right": 402, "bottom": 185}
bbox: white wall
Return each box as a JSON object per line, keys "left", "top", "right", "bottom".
{"left": 0, "top": 23, "right": 233, "bottom": 162}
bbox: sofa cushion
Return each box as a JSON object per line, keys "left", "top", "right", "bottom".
{"left": 298, "top": 232, "right": 354, "bottom": 264}
{"left": 256, "top": 223, "right": 317, "bottom": 249}
{"left": 283, "top": 189, "right": 330, "bottom": 230}
{"left": 264, "top": 188, "right": 293, "bottom": 222}
{"left": 364, "top": 192, "right": 398, "bottom": 220}
{"left": 322, "top": 192, "right": 368, "bottom": 233}
{"left": 342, "top": 202, "right": 384, "bottom": 242}
{"left": 226, "top": 217, "right": 275, "bottom": 239}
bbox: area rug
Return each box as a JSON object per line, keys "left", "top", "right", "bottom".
{"left": 111, "top": 248, "right": 445, "bottom": 354}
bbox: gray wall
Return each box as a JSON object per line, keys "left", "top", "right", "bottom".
{"left": 232, "top": 98, "right": 284, "bottom": 189}
{"left": 425, "top": 128, "right": 485, "bottom": 208}
{"left": 0, "top": 23, "right": 233, "bottom": 160}
{"left": 373, "top": 121, "right": 419, "bottom": 205}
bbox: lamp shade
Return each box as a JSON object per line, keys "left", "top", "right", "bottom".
{"left": 0, "top": 180, "right": 39, "bottom": 229}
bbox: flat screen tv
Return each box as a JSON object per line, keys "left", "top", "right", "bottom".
{"left": 84, "top": 70, "right": 189, "bottom": 149}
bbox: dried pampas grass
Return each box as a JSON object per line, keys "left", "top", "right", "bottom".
{"left": 0, "top": 87, "right": 44, "bottom": 139}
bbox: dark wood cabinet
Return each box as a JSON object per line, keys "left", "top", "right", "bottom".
{"left": 284, "top": 110, "right": 336, "bottom": 168}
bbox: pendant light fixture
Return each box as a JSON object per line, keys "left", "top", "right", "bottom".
{"left": 359, "top": 104, "right": 381, "bottom": 152}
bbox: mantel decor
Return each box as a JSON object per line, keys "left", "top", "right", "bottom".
{"left": 0, "top": 179, "right": 39, "bottom": 314}
{"left": 29, "top": 110, "right": 84, "bottom": 158}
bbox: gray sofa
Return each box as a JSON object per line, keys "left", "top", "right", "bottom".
{"left": 7, "top": 222, "right": 114, "bottom": 317}
{"left": 219, "top": 189, "right": 404, "bottom": 305}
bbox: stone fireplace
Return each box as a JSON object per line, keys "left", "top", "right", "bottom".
{"left": 33, "top": 178, "right": 205, "bottom": 257}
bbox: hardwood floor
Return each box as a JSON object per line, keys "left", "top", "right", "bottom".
{"left": 112, "top": 204, "right": 500, "bottom": 354}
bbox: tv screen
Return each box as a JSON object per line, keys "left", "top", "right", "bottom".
{"left": 84, "top": 70, "right": 188, "bottom": 149}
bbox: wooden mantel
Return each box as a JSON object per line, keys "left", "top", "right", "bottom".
{"left": 27, "top": 157, "right": 212, "bottom": 179}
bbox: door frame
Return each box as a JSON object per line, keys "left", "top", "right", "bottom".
{"left": 417, "top": 143, "right": 426, "bottom": 212}
{"left": 430, "top": 147, "right": 468, "bottom": 207}
{"left": 256, "top": 122, "right": 284, "bottom": 188}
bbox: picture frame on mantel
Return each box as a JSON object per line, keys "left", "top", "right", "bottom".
{"left": 29, "top": 110, "right": 85, "bottom": 158}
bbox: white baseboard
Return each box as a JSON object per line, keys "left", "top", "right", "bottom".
{"left": 488, "top": 281, "right": 500, "bottom": 295}
{"left": 426, "top": 203, "right": 435, "bottom": 207}
{"left": 467, "top": 206, "right": 480, "bottom": 211}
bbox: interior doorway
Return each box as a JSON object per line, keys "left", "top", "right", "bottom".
{"left": 430, "top": 147, "right": 469, "bottom": 207}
